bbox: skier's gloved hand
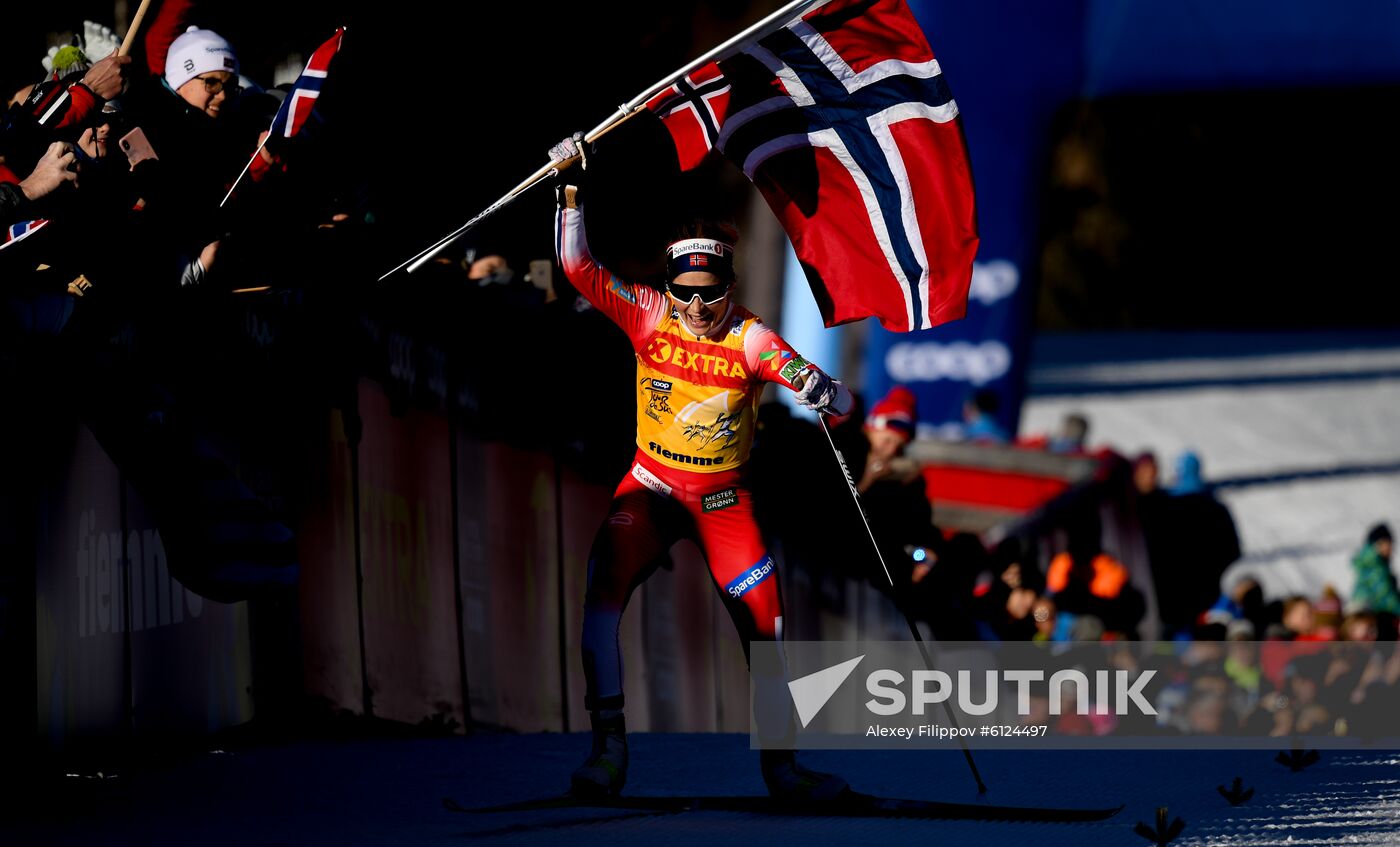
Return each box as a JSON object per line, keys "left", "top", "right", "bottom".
{"left": 549, "top": 132, "right": 589, "bottom": 208}
{"left": 793, "top": 368, "right": 853, "bottom": 416}
{"left": 548, "top": 132, "right": 587, "bottom": 167}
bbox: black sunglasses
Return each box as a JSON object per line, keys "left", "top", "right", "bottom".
{"left": 666, "top": 280, "right": 731, "bottom": 306}
{"left": 195, "top": 74, "right": 238, "bottom": 96}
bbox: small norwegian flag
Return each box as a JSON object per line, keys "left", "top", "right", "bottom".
{"left": 268, "top": 27, "right": 346, "bottom": 141}
{"left": 1, "top": 218, "right": 50, "bottom": 251}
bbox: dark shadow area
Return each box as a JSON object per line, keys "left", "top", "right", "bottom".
{"left": 1037, "top": 87, "right": 1400, "bottom": 330}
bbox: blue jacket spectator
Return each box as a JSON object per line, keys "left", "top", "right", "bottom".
{"left": 1169, "top": 451, "right": 1205, "bottom": 495}
{"left": 962, "top": 389, "right": 1009, "bottom": 443}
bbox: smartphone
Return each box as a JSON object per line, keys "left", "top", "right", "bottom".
{"left": 527, "top": 259, "right": 553, "bottom": 292}
{"left": 119, "top": 126, "right": 158, "bottom": 168}
{"left": 526, "top": 259, "right": 557, "bottom": 302}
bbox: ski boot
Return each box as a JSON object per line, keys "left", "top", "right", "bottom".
{"left": 571, "top": 712, "right": 628, "bottom": 798}
{"left": 760, "top": 749, "right": 849, "bottom": 803}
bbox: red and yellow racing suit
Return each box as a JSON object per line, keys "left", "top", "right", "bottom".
{"left": 556, "top": 202, "right": 832, "bottom": 712}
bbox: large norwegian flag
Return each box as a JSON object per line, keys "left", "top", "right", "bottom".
{"left": 268, "top": 27, "right": 345, "bottom": 140}
{"left": 646, "top": 0, "right": 978, "bottom": 332}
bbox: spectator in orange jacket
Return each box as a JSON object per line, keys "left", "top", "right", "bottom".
{"left": 1046, "top": 520, "right": 1145, "bottom": 637}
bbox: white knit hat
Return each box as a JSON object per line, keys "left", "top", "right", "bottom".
{"left": 164, "top": 26, "right": 239, "bottom": 90}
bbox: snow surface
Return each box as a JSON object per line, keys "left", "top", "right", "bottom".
{"left": 1021, "top": 363, "right": 1400, "bottom": 605}
{"left": 8, "top": 734, "right": 1400, "bottom": 846}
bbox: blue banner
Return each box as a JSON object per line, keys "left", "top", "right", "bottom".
{"left": 863, "top": 0, "right": 1400, "bottom": 437}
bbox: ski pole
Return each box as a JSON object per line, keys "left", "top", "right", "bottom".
{"left": 814, "top": 412, "right": 989, "bottom": 795}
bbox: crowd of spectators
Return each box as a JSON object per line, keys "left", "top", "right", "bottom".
{"left": 752, "top": 385, "right": 1400, "bottom": 739}
{"left": 2, "top": 8, "right": 372, "bottom": 599}
{"left": 5, "top": 16, "right": 297, "bottom": 332}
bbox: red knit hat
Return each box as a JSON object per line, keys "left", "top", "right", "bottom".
{"left": 865, "top": 386, "right": 917, "bottom": 441}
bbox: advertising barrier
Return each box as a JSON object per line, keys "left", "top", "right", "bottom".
{"left": 355, "top": 382, "right": 462, "bottom": 729}
{"left": 36, "top": 425, "right": 253, "bottom": 750}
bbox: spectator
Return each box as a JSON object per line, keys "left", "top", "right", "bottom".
{"left": 911, "top": 532, "right": 985, "bottom": 641}
{"left": 467, "top": 253, "right": 543, "bottom": 310}
{"left": 1132, "top": 451, "right": 1159, "bottom": 496}
{"left": 994, "top": 537, "right": 1044, "bottom": 595}
{"left": 162, "top": 27, "right": 241, "bottom": 120}
{"left": 857, "top": 385, "right": 918, "bottom": 493}
{"left": 852, "top": 386, "right": 984, "bottom": 638}
{"left": 986, "top": 586, "right": 1039, "bottom": 641}
{"left": 1223, "top": 628, "right": 1265, "bottom": 715}
{"left": 1147, "top": 450, "right": 1241, "bottom": 636}
{"left": 974, "top": 538, "right": 1046, "bottom": 640}
{"left": 467, "top": 253, "right": 513, "bottom": 285}
{"left": 0, "top": 141, "right": 79, "bottom": 224}
{"left": 3, "top": 43, "right": 131, "bottom": 165}
{"left": 10, "top": 41, "right": 91, "bottom": 105}
{"left": 120, "top": 25, "right": 272, "bottom": 266}
{"left": 1351, "top": 523, "right": 1400, "bottom": 617}
{"left": 1282, "top": 596, "right": 1327, "bottom": 641}
{"left": 1, "top": 138, "right": 89, "bottom": 334}
{"left": 1314, "top": 585, "right": 1343, "bottom": 639}
{"left": 1205, "top": 575, "right": 1267, "bottom": 633}
{"left": 1045, "top": 520, "right": 1145, "bottom": 637}
{"left": 961, "top": 388, "right": 1009, "bottom": 443}
{"left": 1048, "top": 411, "right": 1090, "bottom": 454}
{"left": 1340, "top": 611, "right": 1379, "bottom": 642}
{"left": 75, "top": 102, "right": 119, "bottom": 162}
{"left": 1168, "top": 450, "right": 1204, "bottom": 495}
{"left": 1226, "top": 618, "right": 1255, "bottom": 641}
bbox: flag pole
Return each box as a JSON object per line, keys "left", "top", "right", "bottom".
{"left": 381, "top": 0, "right": 836, "bottom": 280}
{"left": 390, "top": 123, "right": 639, "bottom": 278}
{"left": 584, "top": 0, "right": 832, "bottom": 136}
{"left": 220, "top": 27, "right": 346, "bottom": 209}
{"left": 219, "top": 137, "right": 269, "bottom": 208}
{"left": 118, "top": 0, "right": 154, "bottom": 56}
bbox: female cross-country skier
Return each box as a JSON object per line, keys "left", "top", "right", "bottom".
{"left": 549, "top": 133, "right": 852, "bottom": 801}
